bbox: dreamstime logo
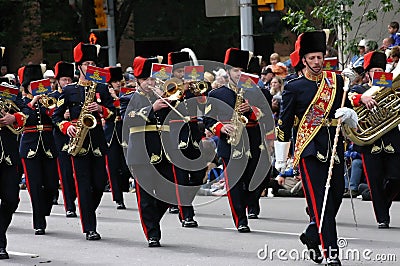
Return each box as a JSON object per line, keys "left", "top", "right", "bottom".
{"left": 257, "top": 238, "right": 397, "bottom": 262}
{"left": 122, "top": 60, "right": 274, "bottom": 207}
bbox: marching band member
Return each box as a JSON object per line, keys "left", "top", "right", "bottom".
{"left": 275, "top": 31, "right": 354, "bottom": 266}
{"left": 51, "top": 61, "right": 77, "bottom": 217}
{"left": 19, "top": 64, "right": 59, "bottom": 236}
{"left": 348, "top": 51, "right": 400, "bottom": 229}
{"left": 104, "top": 66, "right": 131, "bottom": 210}
{"left": 52, "top": 43, "right": 115, "bottom": 240}
{"left": 0, "top": 64, "right": 26, "bottom": 259}
{"left": 203, "top": 48, "right": 267, "bottom": 233}
{"left": 124, "top": 56, "right": 174, "bottom": 247}
{"left": 166, "top": 51, "right": 208, "bottom": 227}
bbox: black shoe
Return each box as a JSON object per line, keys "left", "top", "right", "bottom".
{"left": 116, "top": 202, "right": 126, "bottom": 210}
{"left": 237, "top": 225, "right": 251, "bottom": 233}
{"left": 169, "top": 206, "right": 179, "bottom": 214}
{"left": 0, "top": 248, "right": 9, "bottom": 260}
{"left": 86, "top": 231, "right": 101, "bottom": 240}
{"left": 378, "top": 222, "right": 389, "bottom": 229}
{"left": 148, "top": 237, "right": 161, "bottom": 247}
{"left": 182, "top": 218, "right": 198, "bottom": 228}
{"left": 299, "top": 233, "right": 323, "bottom": 264}
{"left": 66, "top": 211, "right": 77, "bottom": 218}
{"left": 52, "top": 198, "right": 59, "bottom": 205}
{"left": 35, "top": 229, "right": 45, "bottom": 235}
{"left": 326, "top": 257, "right": 341, "bottom": 266}
{"left": 248, "top": 213, "right": 258, "bottom": 219}
{"left": 343, "top": 190, "right": 358, "bottom": 198}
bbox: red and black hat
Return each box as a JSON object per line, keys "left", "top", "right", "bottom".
{"left": 363, "top": 51, "right": 386, "bottom": 71}
{"left": 73, "top": 42, "right": 98, "bottom": 65}
{"left": 133, "top": 56, "right": 161, "bottom": 79}
{"left": 298, "top": 31, "right": 326, "bottom": 58}
{"left": 224, "top": 48, "right": 251, "bottom": 70}
{"left": 105, "top": 66, "right": 123, "bottom": 83}
{"left": 167, "top": 51, "right": 190, "bottom": 65}
{"left": 18, "top": 64, "right": 43, "bottom": 88}
{"left": 54, "top": 61, "right": 74, "bottom": 80}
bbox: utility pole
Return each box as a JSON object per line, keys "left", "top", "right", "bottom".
{"left": 106, "top": 0, "right": 117, "bottom": 66}
{"left": 240, "top": 0, "right": 254, "bottom": 52}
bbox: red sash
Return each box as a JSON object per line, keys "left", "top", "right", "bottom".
{"left": 293, "top": 71, "right": 337, "bottom": 167}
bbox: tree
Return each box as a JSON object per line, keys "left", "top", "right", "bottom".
{"left": 282, "top": 0, "right": 400, "bottom": 68}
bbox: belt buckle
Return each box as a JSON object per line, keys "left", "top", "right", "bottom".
{"left": 37, "top": 125, "right": 44, "bottom": 131}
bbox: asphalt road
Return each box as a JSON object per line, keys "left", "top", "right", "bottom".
{"left": 4, "top": 190, "right": 400, "bottom": 265}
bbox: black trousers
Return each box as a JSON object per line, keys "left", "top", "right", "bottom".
{"left": 222, "top": 152, "right": 260, "bottom": 228}
{"left": 0, "top": 161, "right": 20, "bottom": 248}
{"left": 58, "top": 151, "right": 76, "bottom": 212}
{"left": 133, "top": 159, "right": 174, "bottom": 240}
{"left": 107, "top": 138, "right": 130, "bottom": 203}
{"left": 299, "top": 156, "right": 344, "bottom": 258}
{"left": 362, "top": 152, "right": 400, "bottom": 224}
{"left": 71, "top": 154, "right": 108, "bottom": 233}
{"left": 22, "top": 154, "right": 59, "bottom": 230}
{"left": 172, "top": 165, "right": 205, "bottom": 220}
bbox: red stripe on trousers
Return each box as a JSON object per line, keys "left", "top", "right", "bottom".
{"left": 222, "top": 158, "right": 239, "bottom": 228}
{"left": 70, "top": 156, "right": 84, "bottom": 232}
{"left": 172, "top": 164, "right": 184, "bottom": 221}
{"left": 301, "top": 158, "right": 326, "bottom": 258}
{"left": 134, "top": 181, "right": 149, "bottom": 240}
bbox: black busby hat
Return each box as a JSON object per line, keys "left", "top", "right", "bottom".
{"left": 106, "top": 66, "right": 123, "bottom": 83}
{"left": 363, "top": 51, "right": 386, "bottom": 71}
{"left": 224, "top": 48, "right": 251, "bottom": 71}
{"left": 18, "top": 64, "right": 43, "bottom": 89}
{"left": 299, "top": 31, "right": 326, "bottom": 58}
{"left": 133, "top": 56, "right": 162, "bottom": 79}
{"left": 168, "top": 51, "right": 190, "bottom": 65}
{"left": 54, "top": 61, "right": 74, "bottom": 80}
{"left": 0, "top": 77, "right": 9, "bottom": 84}
{"left": 73, "top": 42, "right": 98, "bottom": 65}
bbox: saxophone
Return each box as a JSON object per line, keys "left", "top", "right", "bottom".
{"left": 68, "top": 82, "right": 97, "bottom": 156}
{"left": 226, "top": 87, "right": 248, "bottom": 146}
{"left": 0, "top": 97, "right": 24, "bottom": 134}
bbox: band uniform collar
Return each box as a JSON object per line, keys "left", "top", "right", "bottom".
{"left": 304, "top": 69, "right": 324, "bottom": 82}
{"left": 78, "top": 79, "right": 91, "bottom": 86}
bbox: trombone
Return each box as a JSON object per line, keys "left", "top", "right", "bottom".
{"left": 148, "top": 78, "right": 189, "bottom": 122}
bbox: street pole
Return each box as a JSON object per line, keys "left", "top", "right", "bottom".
{"left": 107, "top": 0, "right": 117, "bottom": 66}
{"left": 240, "top": 0, "right": 254, "bottom": 52}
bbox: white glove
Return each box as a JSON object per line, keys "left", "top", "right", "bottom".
{"left": 335, "top": 107, "right": 358, "bottom": 128}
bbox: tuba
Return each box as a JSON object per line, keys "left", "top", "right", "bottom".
{"left": 342, "top": 80, "right": 400, "bottom": 146}
{"left": 226, "top": 87, "right": 248, "bottom": 146}
{"left": 0, "top": 97, "right": 23, "bottom": 134}
{"left": 67, "top": 82, "right": 97, "bottom": 156}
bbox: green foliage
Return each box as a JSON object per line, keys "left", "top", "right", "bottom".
{"left": 282, "top": 0, "right": 400, "bottom": 65}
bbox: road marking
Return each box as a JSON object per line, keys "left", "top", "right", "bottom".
{"left": 225, "top": 228, "right": 359, "bottom": 240}
{"left": 8, "top": 251, "right": 39, "bottom": 257}
{"left": 16, "top": 210, "right": 66, "bottom": 217}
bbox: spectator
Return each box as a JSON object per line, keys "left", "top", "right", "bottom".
{"left": 387, "top": 21, "right": 400, "bottom": 47}
{"left": 259, "top": 67, "right": 274, "bottom": 89}
{"left": 389, "top": 46, "right": 400, "bottom": 72}
{"left": 0, "top": 65, "right": 7, "bottom": 76}
{"left": 269, "top": 76, "right": 284, "bottom": 96}
{"left": 350, "top": 39, "right": 366, "bottom": 66}
{"left": 343, "top": 143, "right": 364, "bottom": 198}
{"left": 268, "top": 53, "right": 288, "bottom": 78}
{"left": 380, "top": 37, "right": 395, "bottom": 51}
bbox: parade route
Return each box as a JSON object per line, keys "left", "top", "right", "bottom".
{"left": 6, "top": 190, "right": 400, "bottom": 265}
